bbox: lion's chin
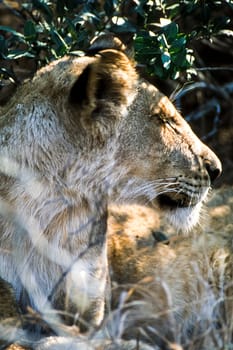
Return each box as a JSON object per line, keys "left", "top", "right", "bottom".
{"left": 165, "top": 203, "right": 203, "bottom": 233}
{"left": 155, "top": 189, "right": 209, "bottom": 232}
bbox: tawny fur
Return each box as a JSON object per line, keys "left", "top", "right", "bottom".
{"left": 1, "top": 189, "right": 233, "bottom": 349}
{"left": 108, "top": 234, "right": 233, "bottom": 349}
{"left": 107, "top": 187, "right": 233, "bottom": 349}
{"left": 0, "top": 36, "right": 222, "bottom": 348}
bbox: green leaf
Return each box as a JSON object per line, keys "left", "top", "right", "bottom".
{"left": 24, "top": 20, "right": 37, "bottom": 42}
{"left": 50, "top": 28, "right": 69, "bottom": 56}
{"left": 6, "top": 50, "right": 35, "bottom": 59}
{"left": 161, "top": 51, "right": 171, "bottom": 70}
{"left": 153, "top": 63, "right": 164, "bottom": 79}
{"left": 0, "top": 26, "right": 25, "bottom": 42}
{"left": 69, "top": 50, "right": 85, "bottom": 57}
{"left": 0, "top": 35, "right": 8, "bottom": 58}
{"left": 171, "top": 51, "right": 188, "bottom": 67}
{"left": 32, "top": 0, "right": 53, "bottom": 23}
{"left": 172, "top": 36, "right": 187, "bottom": 50}
{"left": 110, "top": 21, "right": 137, "bottom": 34}
{"left": 163, "top": 22, "right": 178, "bottom": 42}
{"left": 157, "top": 34, "right": 168, "bottom": 49}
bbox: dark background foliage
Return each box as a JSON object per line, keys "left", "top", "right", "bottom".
{"left": 0, "top": 0, "right": 233, "bottom": 184}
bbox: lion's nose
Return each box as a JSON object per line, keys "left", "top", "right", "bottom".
{"left": 204, "top": 158, "right": 222, "bottom": 184}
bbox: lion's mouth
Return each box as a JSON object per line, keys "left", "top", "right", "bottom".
{"left": 157, "top": 192, "right": 198, "bottom": 209}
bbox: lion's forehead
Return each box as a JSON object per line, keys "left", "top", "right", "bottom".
{"left": 138, "top": 81, "right": 179, "bottom": 118}
{"left": 158, "top": 96, "right": 177, "bottom": 115}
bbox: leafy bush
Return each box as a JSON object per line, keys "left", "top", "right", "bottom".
{"left": 0, "top": 0, "right": 232, "bottom": 83}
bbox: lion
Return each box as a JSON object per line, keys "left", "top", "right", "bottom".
{"left": 0, "top": 34, "right": 221, "bottom": 342}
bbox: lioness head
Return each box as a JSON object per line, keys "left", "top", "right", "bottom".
{"left": 112, "top": 78, "right": 222, "bottom": 231}
{"left": 66, "top": 37, "right": 221, "bottom": 232}
{"left": 1, "top": 37, "right": 221, "bottom": 235}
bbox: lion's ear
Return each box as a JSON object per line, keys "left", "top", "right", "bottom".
{"left": 89, "top": 33, "right": 134, "bottom": 60}
{"left": 88, "top": 34, "right": 129, "bottom": 56}
{"left": 69, "top": 49, "right": 137, "bottom": 109}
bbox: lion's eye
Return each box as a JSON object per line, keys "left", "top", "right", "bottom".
{"left": 150, "top": 113, "right": 166, "bottom": 121}
{"left": 150, "top": 113, "right": 177, "bottom": 131}
{"left": 164, "top": 119, "right": 175, "bottom": 128}
{"left": 158, "top": 115, "right": 177, "bottom": 131}
{"left": 151, "top": 113, "right": 172, "bottom": 124}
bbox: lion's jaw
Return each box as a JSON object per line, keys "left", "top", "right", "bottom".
{"left": 110, "top": 172, "right": 210, "bottom": 233}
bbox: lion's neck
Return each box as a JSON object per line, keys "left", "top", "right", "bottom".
{"left": 10, "top": 174, "right": 108, "bottom": 245}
